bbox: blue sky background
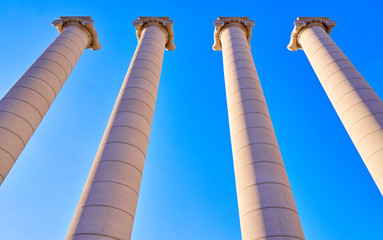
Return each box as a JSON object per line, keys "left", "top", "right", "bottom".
{"left": 0, "top": 0, "right": 383, "bottom": 239}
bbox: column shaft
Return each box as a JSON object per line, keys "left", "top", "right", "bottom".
{"left": 0, "top": 24, "right": 91, "bottom": 185}
{"left": 67, "top": 24, "right": 167, "bottom": 240}
{"left": 221, "top": 24, "right": 304, "bottom": 240}
{"left": 299, "top": 25, "right": 383, "bottom": 194}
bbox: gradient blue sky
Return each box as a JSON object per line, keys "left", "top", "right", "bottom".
{"left": 0, "top": 0, "right": 383, "bottom": 239}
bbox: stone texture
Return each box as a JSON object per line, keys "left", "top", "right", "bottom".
{"left": 288, "top": 17, "right": 383, "bottom": 195}
{"left": 214, "top": 17, "right": 305, "bottom": 240}
{"left": 66, "top": 17, "right": 175, "bottom": 240}
{"left": 0, "top": 16, "right": 100, "bottom": 186}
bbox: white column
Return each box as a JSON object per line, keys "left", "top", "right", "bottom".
{"left": 213, "top": 17, "right": 305, "bottom": 240}
{"left": 0, "top": 17, "right": 101, "bottom": 185}
{"left": 288, "top": 17, "right": 383, "bottom": 195}
{"left": 66, "top": 17, "right": 175, "bottom": 240}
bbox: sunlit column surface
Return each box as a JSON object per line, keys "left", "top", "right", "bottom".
{"left": 0, "top": 16, "right": 101, "bottom": 186}
{"left": 288, "top": 17, "right": 383, "bottom": 195}
{"left": 66, "top": 17, "right": 175, "bottom": 240}
{"left": 213, "top": 17, "right": 305, "bottom": 240}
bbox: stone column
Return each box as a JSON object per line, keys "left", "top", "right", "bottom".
{"left": 66, "top": 17, "right": 175, "bottom": 240}
{"left": 0, "top": 17, "right": 101, "bottom": 185}
{"left": 213, "top": 17, "right": 305, "bottom": 240}
{"left": 288, "top": 17, "right": 383, "bottom": 195}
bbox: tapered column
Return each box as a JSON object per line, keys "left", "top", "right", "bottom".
{"left": 0, "top": 17, "right": 101, "bottom": 185}
{"left": 213, "top": 17, "right": 304, "bottom": 240}
{"left": 66, "top": 17, "right": 175, "bottom": 240}
{"left": 288, "top": 17, "right": 383, "bottom": 195}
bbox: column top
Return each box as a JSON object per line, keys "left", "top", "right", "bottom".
{"left": 212, "top": 17, "right": 255, "bottom": 51}
{"left": 287, "top": 17, "right": 337, "bottom": 51}
{"left": 132, "top": 17, "right": 175, "bottom": 51}
{"left": 52, "top": 16, "right": 101, "bottom": 50}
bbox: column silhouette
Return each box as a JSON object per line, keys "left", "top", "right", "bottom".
{"left": 66, "top": 17, "right": 175, "bottom": 240}
{"left": 213, "top": 17, "right": 305, "bottom": 240}
{"left": 288, "top": 17, "right": 383, "bottom": 195}
{"left": 0, "top": 16, "right": 101, "bottom": 185}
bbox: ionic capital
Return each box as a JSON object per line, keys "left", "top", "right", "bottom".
{"left": 132, "top": 17, "right": 175, "bottom": 51}
{"left": 52, "top": 16, "right": 101, "bottom": 50}
{"left": 212, "top": 17, "right": 255, "bottom": 51}
{"left": 287, "top": 17, "right": 337, "bottom": 51}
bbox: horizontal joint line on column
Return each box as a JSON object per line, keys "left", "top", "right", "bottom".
{"left": 222, "top": 37, "right": 248, "bottom": 47}
{"left": 134, "top": 58, "right": 162, "bottom": 72}
{"left": 229, "top": 43, "right": 251, "bottom": 50}
{"left": 105, "top": 141, "right": 146, "bottom": 158}
{"left": 38, "top": 57, "right": 69, "bottom": 79}
{"left": 21, "top": 75, "right": 58, "bottom": 97}
{"left": 115, "top": 111, "right": 152, "bottom": 126}
{"left": 323, "top": 67, "right": 358, "bottom": 86}
{"left": 13, "top": 85, "right": 51, "bottom": 107}
{"left": 0, "top": 172, "right": 4, "bottom": 182}
{"left": 109, "top": 125, "right": 149, "bottom": 142}
{"left": 366, "top": 148, "right": 383, "bottom": 164}
{"left": 233, "top": 126, "right": 275, "bottom": 139}
{"left": 305, "top": 34, "right": 334, "bottom": 53}
{"left": 230, "top": 99, "right": 267, "bottom": 111}
{"left": 120, "top": 98, "right": 154, "bottom": 114}
{"left": 227, "top": 87, "right": 264, "bottom": 103}
{"left": 235, "top": 161, "right": 285, "bottom": 174}
{"left": 0, "top": 126, "right": 26, "bottom": 147}
{"left": 253, "top": 235, "right": 304, "bottom": 240}
{"left": 326, "top": 77, "right": 365, "bottom": 97}
{"left": 125, "top": 78, "right": 158, "bottom": 95}
{"left": 131, "top": 67, "right": 160, "bottom": 81}
{"left": 230, "top": 111, "right": 271, "bottom": 125}
{"left": 143, "top": 29, "right": 164, "bottom": 39}
{"left": 227, "top": 76, "right": 261, "bottom": 87}
{"left": 63, "top": 29, "right": 87, "bottom": 48}
{"left": 57, "top": 35, "right": 83, "bottom": 56}
{"left": 234, "top": 142, "right": 280, "bottom": 155}
{"left": 126, "top": 75, "right": 159, "bottom": 89}
{"left": 92, "top": 180, "right": 139, "bottom": 196}
{"left": 29, "top": 66, "right": 63, "bottom": 87}
{"left": 223, "top": 50, "right": 252, "bottom": 63}
{"left": 72, "top": 233, "right": 120, "bottom": 240}
{"left": 0, "top": 146, "right": 16, "bottom": 163}
{"left": 44, "top": 50, "right": 74, "bottom": 70}
{"left": 334, "top": 87, "right": 373, "bottom": 109}
{"left": 310, "top": 48, "right": 344, "bottom": 66}
{"left": 240, "top": 206, "right": 298, "bottom": 220}
{"left": 82, "top": 204, "right": 135, "bottom": 219}
{"left": 123, "top": 86, "right": 156, "bottom": 103}
{"left": 139, "top": 43, "right": 163, "bottom": 53}
{"left": 141, "top": 36, "right": 165, "bottom": 46}
{"left": 348, "top": 112, "right": 383, "bottom": 133}
{"left": 136, "top": 50, "right": 162, "bottom": 63}
{"left": 51, "top": 42, "right": 79, "bottom": 62}
{"left": 340, "top": 99, "right": 381, "bottom": 120}
{"left": 225, "top": 67, "right": 257, "bottom": 79}
{"left": 99, "top": 160, "right": 143, "bottom": 176}
{"left": 238, "top": 182, "right": 292, "bottom": 196}
{"left": 224, "top": 58, "right": 255, "bottom": 69}
{"left": 318, "top": 59, "right": 351, "bottom": 75}
{"left": 375, "top": 172, "right": 383, "bottom": 183}
{"left": 308, "top": 42, "right": 340, "bottom": 60}
{"left": 0, "top": 110, "right": 35, "bottom": 131}
{"left": 356, "top": 128, "right": 383, "bottom": 148}
{"left": 3, "top": 97, "right": 43, "bottom": 120}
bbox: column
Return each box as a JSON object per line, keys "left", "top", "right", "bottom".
{"left": 288, "top": 17, "right": 383, "bottom": 195}
{"left": 213, "top": 17, "right": 305, "bottom": 240}
{"left": 0, "top": 17, "right": 101, "bottom": 185}
{"left": 66, "top": 17, "right": 175, "bottom": 240}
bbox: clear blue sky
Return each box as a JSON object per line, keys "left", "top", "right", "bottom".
{"left": 0, "top": 0, "right": 382, "bottom": 239}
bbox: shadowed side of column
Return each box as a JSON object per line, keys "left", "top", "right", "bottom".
{"left": 67, "top": 17, "right": 174, "bottom": 240}
{"left": 0, "top": 16, "right": 100, "bottom": 185}
{"left": 289, "top": 17, "right": 383, "bottom": 195}
{"left": 214, "top": 17, "right": 305, "bottom": 240}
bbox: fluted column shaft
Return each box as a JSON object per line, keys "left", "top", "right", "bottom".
{"left": 0, "top": 21, "right": 95, "bottom": 185}
{"left": 298, "top": 24, "right": 383, "bottom": 194}
{"left": 67, "top": 23, "right": 168, "bottom": 240}
{"left": 220, "top": 23, "right": 304, "bottom": 240}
